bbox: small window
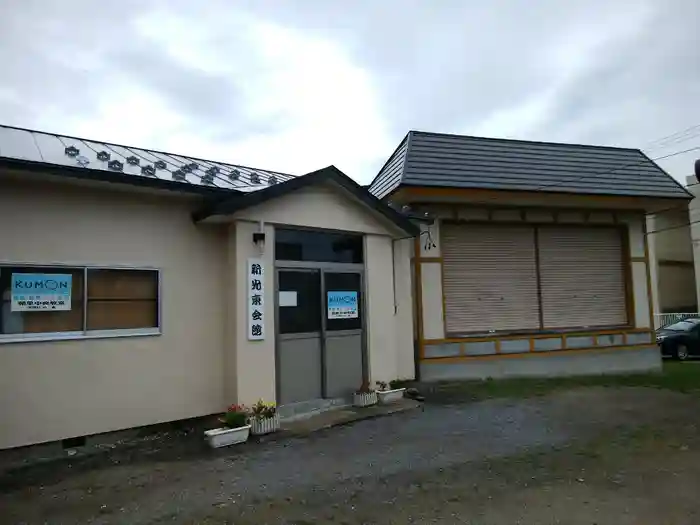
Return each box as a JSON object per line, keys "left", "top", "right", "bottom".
{"left": 275, "top": 229, "right": 363, "bottom": 263}
{"left": 0, "top": 265, "right": 160, "bottom": 339}
{"left": 87, "top": 269, "right": 158, "bottom": 330}
{"left": 0, "top": 267, "right": 84, "bottom": 335}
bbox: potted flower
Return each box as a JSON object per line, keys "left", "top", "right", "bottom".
{"left": 376, "top": 380, "right": 406, "bottom": 404}
{"left": 353, "top": 380, "right": 378, "bottom": 407}
{"left": 204, "top": 404, "right": 251, "bottom": 448}
{"left": 250, "top": 399, "right": 280, "bottom": 435}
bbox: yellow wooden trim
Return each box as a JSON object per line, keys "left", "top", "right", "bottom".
{"left": 411, "top": 257, "right": 443, "bottom": 263}
{"left": 529, "top": 337, "right": 535, "bottom": 352}
{"left": 623, "top": 332, "right": 628, "bottom": 345}
{"left": 420, "top": 343, "right": 653, "bottom": 363}
{"left": 643, "top": 219, "right": 656, "bottom": 327}
{"left": 495, "top": 339, "right": 502, "bottom": 354}
{"left": 395, "top": 186, "right": 663, "bottom": 209}
{"left": 562, "top": 334, "right": 568, "bottom": 349}
{"left": 423, "top": 328, "right": 650, "bottom": 345}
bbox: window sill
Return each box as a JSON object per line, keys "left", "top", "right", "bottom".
{"left": 0, "top": 328, "right": 161, "bottom": 345}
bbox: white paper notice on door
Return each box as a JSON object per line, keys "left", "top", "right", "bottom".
{"left": 279, "top": 291, "right": 298, "bottom": 307}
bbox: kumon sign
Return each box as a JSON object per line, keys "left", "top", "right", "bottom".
{"left": 11, "top": 273, "right": 73, "bottom": 311}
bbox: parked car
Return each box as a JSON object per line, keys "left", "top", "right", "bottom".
{"left": 657, "top": 318, "right": 700, "bottom": 360}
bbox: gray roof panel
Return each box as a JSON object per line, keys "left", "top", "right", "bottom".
{"left": 369, "top": 131, "right": 691, "bottom": 199}
{"left": 0, "top": 124, "right": 295, "bottom": 194}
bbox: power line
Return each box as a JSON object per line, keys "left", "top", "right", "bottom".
{"left": 644, "top": 124, "right": 700, "bottom": 151}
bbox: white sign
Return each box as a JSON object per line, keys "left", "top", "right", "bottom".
{"left": 327, "top": 291, "right": 358, "bottom": 319}
{"left": 247, "top": 259, "right": 265, "bottom": 340}
{"left": 279, "top": 291, "right": 297, "bottom": 307}
{"left": 11, "top": 273, "right": 72, "bottom": 311}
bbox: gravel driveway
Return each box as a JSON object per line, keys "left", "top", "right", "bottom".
{"left": 2, "top": 387, "right": 698, "bottom": 524}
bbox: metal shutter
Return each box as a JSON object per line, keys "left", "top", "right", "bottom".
{"left": 442, "top": 223, "right": 540, "bottom": 334}
{"left": 538, "top": 226, "right": 626, "bottom": 329}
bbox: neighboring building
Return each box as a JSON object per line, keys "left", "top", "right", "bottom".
{"left": 647, "top": 193, "right": 695, "bottom": 321}
{"left": 369, "top": 131, "right": 692, "bottom": 381}
{"left": 0, "top": 125, "right": 417, "bottom": 450}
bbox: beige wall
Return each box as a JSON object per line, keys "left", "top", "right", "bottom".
{"left": 415, "top": 207, "right": 653, "bottom": 341}
{"left": 0, "top": 177, "right": 227, "bottom": 449}
{"left": 229, "top": 182, "right": 415, "bottom": 401}
{"left": 648, "top": 201, "right": 697, "bottom": 316}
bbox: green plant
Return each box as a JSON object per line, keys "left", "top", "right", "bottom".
{"left": 376, "top": 380, "right": 389, "bottom": 391}
{"left": 221, "top": 404, "right": 248, "bottom": 428}
{"left": 250, "top": 399, "right": 276, "bottom": 420}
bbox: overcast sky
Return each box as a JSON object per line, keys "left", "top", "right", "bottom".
{"left": 1, "top": 0, "right": 699, "bottom": 184}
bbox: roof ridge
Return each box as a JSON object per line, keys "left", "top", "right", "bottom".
{"left": 408, "top": 129, "right": 641, "bottom": 153}
{"left": 0, "top": 123, "right": 294, "bottom": 177}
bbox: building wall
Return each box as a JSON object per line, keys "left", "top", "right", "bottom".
{"left": 407, "top": 203, "right": 657, "bottom": 378}
{"left": 230, "top": 183, "right": 415, "bottom": 403}
{"left": 0, "top": 177, "right": 228, "bottom": 449}
{"left": 647, "top": 206, "right": 696, "bottom": 316}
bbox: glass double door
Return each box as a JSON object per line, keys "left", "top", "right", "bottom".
{"left": 277, "top": 268, "right": 364, "bottom": 405}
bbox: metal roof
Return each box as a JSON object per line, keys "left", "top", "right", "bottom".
{"left": 0, "top": 124, "right": 295, "bottom": 194}
{"left": 369, "top": 131, "right": 691, "bottom": 200}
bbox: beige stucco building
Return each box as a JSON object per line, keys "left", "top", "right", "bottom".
{"left": 1, "top": 125, "right": 692, "bottom": 452}
{"left": 0, "top": 126, "right": 416, "bottom": 450}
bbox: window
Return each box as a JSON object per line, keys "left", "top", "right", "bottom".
{"left": 0, "top": 265, "right": 160, "bottom": 340}
{"left": 275, "top": 228, "right": 363, "bottom": 263}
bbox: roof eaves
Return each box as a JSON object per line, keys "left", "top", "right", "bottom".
{"left": 0, "top": 157, "right": 233, "bottom": 198}
{"left": 636, "top": 149, "right": 694, "bottom": 199}
{"left": 193, "top": 165, "right": 419, "bottom": 235}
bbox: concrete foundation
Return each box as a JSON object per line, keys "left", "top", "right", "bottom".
{"left": 420, "top": 346, "right": 662, "bottom": 382}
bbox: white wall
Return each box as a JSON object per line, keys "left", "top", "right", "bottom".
{"left": 0, "top": 177, "right": 227, "bottom": 449}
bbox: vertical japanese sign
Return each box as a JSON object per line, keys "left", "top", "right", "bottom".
{"left": 247, "top": 258, "right": 265, "bottom": 340}
{"left": 11, "top": 273, "right": 72, "bottom": 311}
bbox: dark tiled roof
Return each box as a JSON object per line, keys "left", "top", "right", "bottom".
{"left": 0, "top": 124, "right": 294, "bottom": 194}
{"left": 369, "top": 131, "right": 691, "bottom": 200}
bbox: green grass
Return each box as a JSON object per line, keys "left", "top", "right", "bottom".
{"left": 426, "top": 362, "right": 700, "bottom": 401}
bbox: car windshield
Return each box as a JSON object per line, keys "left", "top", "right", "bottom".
{"left": 663, "top": 319, "right": 700, "bottom": 331}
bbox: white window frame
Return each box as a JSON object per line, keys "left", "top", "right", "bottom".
{"left": 0, "top": 262, "right": 162, "bottom": 344}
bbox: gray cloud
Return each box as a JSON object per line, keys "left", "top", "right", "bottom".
{"left": 0, "top": 0, "right": 698, "bottom": 181}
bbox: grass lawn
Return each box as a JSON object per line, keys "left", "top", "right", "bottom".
{"left": 424, "top": 361, "right": 700, "bottom": 402}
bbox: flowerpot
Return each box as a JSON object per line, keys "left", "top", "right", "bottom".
{"left": 204, "top": 425, "right": 251, "bottom": 448}
{"left": 250, "top": 414, "right": 280, "bottom": 435}
{"left": 377, "top": 388, "right": 406, "bottom": 404}
{"left": 353, "top": 391, "right": 378, "bottom": 407}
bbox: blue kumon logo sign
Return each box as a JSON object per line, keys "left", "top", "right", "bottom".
{"left": 11, "top": 273, "right": 72, "bottom": 311}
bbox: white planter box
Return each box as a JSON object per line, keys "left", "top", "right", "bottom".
{"left": 250, "top": 414, "right": 280, "bottom": 435}
{"left": 377, "top": 388, "right": 406, "bottom": 404}
{"left": 204, "top": 425, "right": 251, "bottom": 448}
{"left": 353, "top": 391, "right": 378, "bottom": 407}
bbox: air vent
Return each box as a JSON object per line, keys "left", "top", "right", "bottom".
{"left": 229, "top": 169, "right": 240, "bottom": 181}
{"left": 250, "top": 172, "right": 260, "bottom": 184}
{"left": 268, "top": 175, "right": 277, "bottom": 185}
{"left": 154, "top": 160, "right": 167, "bottom": 170}
{"left": 126, "top": 156, "right": 140, "bottom": 166}
{"left": 172, "top": 169, "right": 187, "bottom": 181}
{"left": 64, "top": 145, "right": 79, "bottom": 157}
{"left": 201, "top": 174, "right": 214, "bottom": 185}
{"left": 108, "top": 160, "right": 124, "bottom": 171}
{"left": 96, "top": 151, "right": 110, "bottom": 161}
{"left": 141, "top": 165, "right": 156, "bottom": 176}
{"left": 206, "top": 166, "right": 219, "bottom": 176}
{"left": 181, "top": 163, "right": 192, "bottom": 173}
{"left": 188, "top": 162, "right": 199, "bottom": 171}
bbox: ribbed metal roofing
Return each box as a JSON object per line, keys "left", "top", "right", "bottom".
{"left": 369, "top": 131, "right": 691, "bottom": 200}
{"left": 0, "top": 124, "right": 294, "bottom": 193}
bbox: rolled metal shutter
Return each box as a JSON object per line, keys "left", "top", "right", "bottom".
{"left": 442, "top": 223, "right": 540, "bottom": 334}
{"left": 538, "top": 226, "right": 626, "bottom": 329}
